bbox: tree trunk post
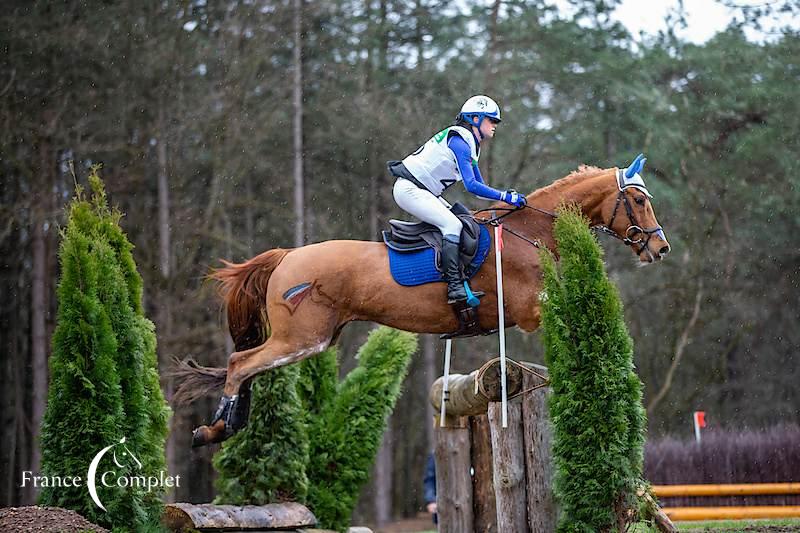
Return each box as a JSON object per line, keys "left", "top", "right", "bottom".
{"left": 522, "top": 372, "right": 556, "bottom": 532}
{"left": 434, "top": 415, "right": 474, "bottom": 533}
{"left": 471, "top": 414, "right": 497, "bottom": 533}
{"left": 488, "top": 400, "right": 528, "bottom": 532}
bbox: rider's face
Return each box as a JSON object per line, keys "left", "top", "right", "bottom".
{"left": 477, "top": 117, "right": 499, "bottom": 139}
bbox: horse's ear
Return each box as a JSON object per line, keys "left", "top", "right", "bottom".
{"left": 625, "top": 153, "right": 646, "bottom": 178}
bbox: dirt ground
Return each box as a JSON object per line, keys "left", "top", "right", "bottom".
{"left": 0, "top": 506, "right": 108, "bottom": 533}
{"left": 375, "top": 512, "right": 435, "bottom": 533}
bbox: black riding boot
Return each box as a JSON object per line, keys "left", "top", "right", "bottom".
{"left": 442, "top": 236, "right": 467, "bottom": 303}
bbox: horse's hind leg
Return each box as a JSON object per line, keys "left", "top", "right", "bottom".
{"left": 192, "top": 335, "right": 330, "bottom": 447}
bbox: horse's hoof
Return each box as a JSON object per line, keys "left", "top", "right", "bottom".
{"left": 192, "top": 426, "right": 211, "bottom": 448}
{"left": 191, "top": 420, "right": 228, "bottom": 448}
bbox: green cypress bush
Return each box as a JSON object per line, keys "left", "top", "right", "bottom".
{"left": 297, "top": 347, "right": 339, "bottom": 418}
{"left": 212, "top": 328, "right": 415, "bottom": 533}
{"left": 306, "top": 328, "right": 416, "bottom": 532}
{"left": 540, "top": 206, "right": 646, "bottom": 532}
{"left": 213, "top": 364, "right": 311, "bottom": 504}
{"left": 39, "top": 225, "right": 129, "bottom": 527}
{"left": 39, "top": 169, "right": 170, "bottom": 529}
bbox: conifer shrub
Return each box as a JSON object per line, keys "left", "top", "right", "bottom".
{"left": 213, "top": 364, "right": 310, "bottom": 504}
{"left": 540, "top": 206, "right": 646, "bottom": 532}
{"left": 39, "top": 168, "right": 170, "bottom": 529}
{"left": 305, "top": 328, "right": 416, "bottom": 532}
{"left": 212, "top": 327, "right": 415, "bottom": 533}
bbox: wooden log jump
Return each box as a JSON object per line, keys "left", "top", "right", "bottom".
{"left": 430, "top": 359, "right": 676, "bottom": 533}
{"left": 163, "top": 502, "right": 372, "bottom": 532}
{"left": 430, "top": 359, "right": 554, "bottom": 533}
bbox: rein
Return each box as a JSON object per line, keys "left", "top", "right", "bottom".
{"left": 472, "top": 191, "right": 662, "bottom": 253}
{"left": 473, "top": 205, "right": 556, "bottom": 249}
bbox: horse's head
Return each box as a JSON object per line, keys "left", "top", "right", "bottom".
{"left": 600, "top": 154, "right": 670, "bottom": 264}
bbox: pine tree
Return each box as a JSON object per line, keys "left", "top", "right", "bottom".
{"left": 39, "top": 168, "right": 170, "bottom": 529}
{"left": 540, "top": 206, "right": 646, "bottom": 532}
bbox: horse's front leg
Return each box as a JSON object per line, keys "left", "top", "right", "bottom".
{"left": 504, "top": 270, "right": 543, "bottom": 333}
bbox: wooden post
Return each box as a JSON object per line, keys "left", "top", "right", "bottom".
{"left": 434, "top": 415, "right": 474, "bottom": 533}
{"left": 488, "top": 400, "right": 528, "bottom": 532}
{"left": 471, "top": 415, "right": 498, "bottom": 533}
{"left": 522, "top": 372, "right": 556, "bottom": 532}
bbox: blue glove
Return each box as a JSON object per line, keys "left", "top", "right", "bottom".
{"left": 503, "top": 190, "right": 527, "bottom": 208}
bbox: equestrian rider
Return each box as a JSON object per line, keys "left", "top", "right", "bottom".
{"left": 389, "top": 95, "right": 527, "bottom": 305}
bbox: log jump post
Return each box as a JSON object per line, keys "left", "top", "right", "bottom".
{"left": 430, "top": 358, "right": 555, "bottom": 533}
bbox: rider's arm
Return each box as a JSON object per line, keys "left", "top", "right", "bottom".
{"left": 448, "top": 135, "right": 505, "bottom": 201}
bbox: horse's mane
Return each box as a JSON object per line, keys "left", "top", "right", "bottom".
{"left": 530, "top": 165, "right": 609, "bottom": 198}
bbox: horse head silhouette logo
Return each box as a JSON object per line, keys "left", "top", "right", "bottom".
{"left": 87, "top": 437, "right": 142, "bottom": 511}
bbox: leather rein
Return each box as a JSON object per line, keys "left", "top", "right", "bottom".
{"left": 473, "top": 190, "right": 663, "bottom": 254}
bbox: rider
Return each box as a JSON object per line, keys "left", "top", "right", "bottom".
{"left": 389, "top": 95, "right": 527, "bottom": 304}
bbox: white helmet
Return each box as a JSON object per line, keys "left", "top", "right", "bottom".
{"left": 458, "top": 95, "right": 502, "bottom": 127}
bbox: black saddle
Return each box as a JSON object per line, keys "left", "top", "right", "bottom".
{"left": 382, "top": 202, "right": 482, "bottom": 273}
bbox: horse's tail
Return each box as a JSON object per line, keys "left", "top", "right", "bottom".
{"left": 211, "top": 248, "right": 292, "bottom": 350}
{"left": 171, "top": 248, "right": 291, "bottom": 405}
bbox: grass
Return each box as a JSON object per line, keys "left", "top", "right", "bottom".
{"left": 419, "top": 518, "right": 800, "bottom": 533}
{"left": 629, "top": 518, "right": 800, "bottom": 532}
{"left": 676, "top": 518, "right": 800, "bottom": 531}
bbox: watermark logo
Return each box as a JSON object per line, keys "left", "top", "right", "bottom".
{"left": 88, "top": 437, "right": 141, "bottom": 511}
{"left": 21, "top": 436, "right": 179, "bottom": 512}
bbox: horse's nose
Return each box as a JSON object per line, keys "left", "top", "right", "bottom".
{"left": 659, "top": 244, "right": 671, "bottom": 256}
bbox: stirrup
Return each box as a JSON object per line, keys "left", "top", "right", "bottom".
{"left": 463, "top": 281, "right": 483, "bottom": 307}
{"left": 447, "top": 281, "right": 484, "bottom": 307}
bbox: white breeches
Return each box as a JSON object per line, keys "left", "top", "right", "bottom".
{"left": 393, "top": 178, "right": 462, "bottom": 239}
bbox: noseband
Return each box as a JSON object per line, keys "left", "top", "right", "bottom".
{"left": 595, "top": 189, "right": 664, "bottom": 255}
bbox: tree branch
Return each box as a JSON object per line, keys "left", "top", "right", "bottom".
{"left": 647, "top": 281, "right": 704, "bottom": 415}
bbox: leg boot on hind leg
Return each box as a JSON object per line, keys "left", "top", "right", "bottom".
{"left": 191, "top": 382, "right": 252, "bottom": 448}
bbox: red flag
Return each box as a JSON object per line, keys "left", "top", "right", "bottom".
{"left": 694, "top": 411, "right": 706, "bottom": 428}
{"left": 497, "top": 223, "right": 504, "bottom": 251}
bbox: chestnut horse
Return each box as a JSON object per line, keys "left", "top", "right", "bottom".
{"left": 180, "top": 163, "right": 670, "bottom": 447}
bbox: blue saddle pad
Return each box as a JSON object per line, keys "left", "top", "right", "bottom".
{"left": 387, "top": 225, "right": 491, "bottom": 287}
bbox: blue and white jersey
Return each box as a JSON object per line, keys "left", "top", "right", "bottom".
{"left": 401, "top": 126, "right": 505, "bottom": 201}
{"left": 402, "top": 126, "right": 479, "bottom": 196}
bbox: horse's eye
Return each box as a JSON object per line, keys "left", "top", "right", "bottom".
{"left": 635, "top": 196, "right": 645, "bottom": 206}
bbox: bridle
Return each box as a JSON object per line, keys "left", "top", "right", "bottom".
{"left": 595, "top": 188, "right": 665, "bottom": 255}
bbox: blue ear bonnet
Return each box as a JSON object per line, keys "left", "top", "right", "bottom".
{"left": 618, "top": 153, "right": 652, "bottom": 198}
{"left": 625, "top": 153, "right": 646, "bottom": 178}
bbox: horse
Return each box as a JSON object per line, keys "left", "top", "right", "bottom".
{"left": 176, "top": 159, "right": 670, "bottom": 447}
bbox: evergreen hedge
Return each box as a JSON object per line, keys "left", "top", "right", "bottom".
{"left": 540, "top": 206, "right": 646, "bottom": 532}
{"left": 213, "top": 327, "right": 416, "bottom": 533}
{"left": 39, "top": 168, "right": 170, "bottom": 530}
{"left": 306, "top": 328, "right": 416, "bottom": 531}
{"left": 213, "top": 364, "right": 310, "bottom": 504}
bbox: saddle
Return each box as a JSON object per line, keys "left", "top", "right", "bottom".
{"left": 382, "top": 203, "right": 496, "bottom": 340}
{"left": 381, "top": 202, "right": 482, "bottom": 275}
